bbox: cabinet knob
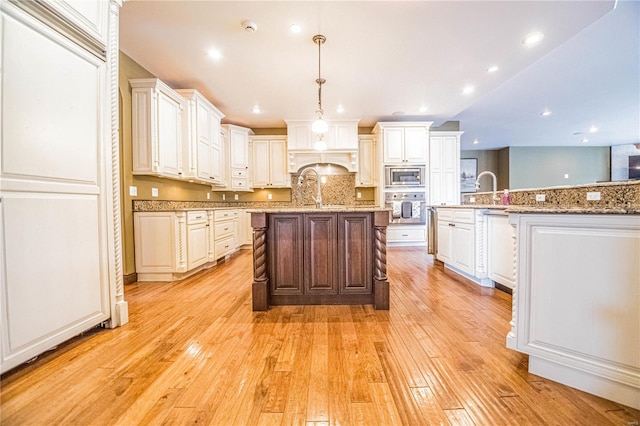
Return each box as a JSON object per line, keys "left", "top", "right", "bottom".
{"left": 449, "top": 223, "right": 455, "bottom": 227}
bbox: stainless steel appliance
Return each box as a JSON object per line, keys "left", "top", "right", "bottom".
{"left": 384, "top": 166, "right": 425, "bottom": 188}
{"left": 427, "top": 206, "right": 437, "bottom": 254}
{"left": 385, "top": 191, "right": 426, "bottom": 224}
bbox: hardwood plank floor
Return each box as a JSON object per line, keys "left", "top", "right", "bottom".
{"left": 1, "top": 248, "right": 638, "bottom": 425}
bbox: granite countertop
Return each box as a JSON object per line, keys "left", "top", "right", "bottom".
{"left": 434, "top": 205, "right": 640, "bottom": 215}
{"left": 247, "top": 205, "right": 391, "bottom": 213}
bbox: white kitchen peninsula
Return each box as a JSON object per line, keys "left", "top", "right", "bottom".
{"left": 507, "top": 211, "right": 640, "bottom": 409}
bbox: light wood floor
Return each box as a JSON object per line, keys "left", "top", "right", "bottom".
{"left": 1, "top": 248, "right": 638, "bottom": 425}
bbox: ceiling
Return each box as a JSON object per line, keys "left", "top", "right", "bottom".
{"left": 119, "top": 1, "right": 639, "bottom": 151}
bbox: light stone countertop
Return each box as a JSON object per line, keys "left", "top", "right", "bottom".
{"left": 433, "top": 205, "right": 640, "bottom": 215}
{"left": 247, "top": 206, "right": 391, "bottom": 213}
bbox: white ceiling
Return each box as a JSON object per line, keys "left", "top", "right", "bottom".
{"left": 119, "top": 0, "right": 639, "bottom": 151}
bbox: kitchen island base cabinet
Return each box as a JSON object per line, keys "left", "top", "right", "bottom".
{"left": 251, "top": 210, "right": 388, "bottom": 310}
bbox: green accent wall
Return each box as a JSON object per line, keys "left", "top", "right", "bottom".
{"left": 508, "top": 146, "right": 610, "bottom": 189}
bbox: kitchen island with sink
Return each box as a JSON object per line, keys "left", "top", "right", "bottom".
{"left": 249, "top": 207, "right": 391, "bottom": 311}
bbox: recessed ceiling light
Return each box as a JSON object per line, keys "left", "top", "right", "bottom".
{"left": 207, "top": 48, "right": 223, "bottom": 61}
{"left": 589, "top": 125, "right": 598, "bottom": 133}
{"left": 523, "top": 31, "right": 544, "bottom": 47}
{"left": 541, "top": 109, "right": 552, "bottom": 117}
{"left": 418, "top": 106, "right": 427, "bottom": 113}
{"left": 473, "top": 138, "right": 479, "bottom": 145}
{"left": 252, "top": 105, "right": 261, "bottom": 114}
{"left": 336, "top": 105, "right": 344, "bottom": 113}
{"left": 462, "top": 85, "right": 475, "bottom": 95}
{"left": 487, "top": 65, "right": 499, "bottom": 73}
{"left": 290, "top": 24, "right": 302, "bottom": 33}
{"left": 582, "top": 137, "right": 589, "bottom": 143}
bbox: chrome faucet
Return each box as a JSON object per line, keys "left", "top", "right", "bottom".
{"left": 298, "top": 166, "right": 323, "bottom": 208}
{"left": 475, "top": 171, "right": 500, "bottom": 204}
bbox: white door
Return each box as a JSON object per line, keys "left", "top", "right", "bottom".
{"left": 196, "top": 102, "right": 212, "bottom": 180}
{"left": 187, "top": 222, "right": 208, "bottom": 270}
{"left": 157, "top": 92, "right": 182, "bottom": 178}
{"left": 436, "top": 221, "right": 453, "bottom": 263}
{"left": 452, "top": 223, "right": 475, "bottom": 275}
{"left": 252, "top": 140, "right": 270, "bottom": 187}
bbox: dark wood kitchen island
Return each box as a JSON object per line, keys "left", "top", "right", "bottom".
{"left": 250, "top": 207, "right": 390, "bottom": 311}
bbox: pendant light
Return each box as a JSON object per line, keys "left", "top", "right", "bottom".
{"left": 311, "top": 34, "right": 328, "bottom": 151}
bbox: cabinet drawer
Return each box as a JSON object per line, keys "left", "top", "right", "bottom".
{"left": 231, "top": 178, "right": 248, "bottom": 189}
{"left": 232, "top": 169, "right": 248, "bottom": 178}
{"left": 215, "top": 220, "right": 234, "bottom": 239}
{"left": 187, "top": 211, "right": 207, "bottom": 224}
{"left": 452, "top": 209, "right": 474, "bottom": 224}
{"left": 215, "top": 236, "right": 234, "bottom": 257}
{"left": 437, "top": 209, "right": 453, "bottom": 220}
{"left": 214, "top": 209, "right": 237, "bottom": 221}
{"left": 387, "top": 227, "right": 426, "bottom": 242}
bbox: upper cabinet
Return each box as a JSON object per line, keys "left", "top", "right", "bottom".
{"left": 356, "top": 135, "right": 377, "bottom": 187}
{"left": 131, "top": 78, "right": 186, "bottom": 179}
{"left": 429, "top": 131, "right": 463, "bottom": 205}
{"left": 176, "top": 89, "right": 225, "bottom": 186}
{"left": 251, "top": 136, "right": 289, "bottom": 188}
{"left": 223, "top": 124, "right": 254, "bottom": 191}
{"left": 285, "top": 119, "right": 359, "bottom": 151}
{"left": 373, "top": 122, "right": 432, "bottom": 165}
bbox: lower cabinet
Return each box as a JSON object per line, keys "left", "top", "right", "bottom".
{"left": 487, "top": 213, "right": 515, "bottom": 289}
{"left": 436, "top": 208, "right": 475, "bottom": 276}
{"left": 268, "top": 212, "right": 373, "bottom": 298}
{"left": 134, "top": 208, "right": 241, "bottom": 282}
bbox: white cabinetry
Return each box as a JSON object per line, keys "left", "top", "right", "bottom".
{"left": 285, "top": 120, "right": 359, "bottom": 151}
{"left": 487, "top": 213, "right": 515, "bottom": 289}
{"left": 186, "top": 211, "right": 209, "bottom": 270}
{"left": 251, "top": 136, "right": 289, "bottom": 188}
{"left": 507, "top": 213, "right": 640, "bottom": 409}
{"left": 429, "top": 131, "right": 462, "bottom": 206}
{"left": 0, "top": 0, "right": 126, "bottom": 373}
{"left": 356, "top": 135, "right": 377, "bottom": 187}
{"left": 214, "top": 209, "right": 238, "bottom": 258}
{"left": 436, "top": 208, "right": 475, "bottom": 276}
{"left": 387, "top": 225, "right": 427, "bottom": 245}
{"left": 176, "top": 89, "right": 225, "bottom": 186}
{"left": 134, "top": 211, "right": 187, "bottom": 281}
{"left": 373, "top": 122, "right": 432, "bottom": 165}
{"left": 131, "top": 78, "right": 186, "bottom": 179}
{"left": 223, "top": 124, "right": 253, "bottom": 191}
{"left": 238, "top": 210, "right": 253, "bottom": 247}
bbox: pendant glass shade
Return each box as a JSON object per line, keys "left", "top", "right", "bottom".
{"left": 314, "top": 138, "right": 327, "bottom": 151}
{"left": 312, "top": 117, "right": 328, "bottom": 134}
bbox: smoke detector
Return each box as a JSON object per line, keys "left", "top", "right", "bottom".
{"left": 242, "top": 20, "right": 257, "bottom": 33}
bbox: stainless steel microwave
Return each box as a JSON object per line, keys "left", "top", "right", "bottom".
{"left": 385, "top": 166, "right": 425, "bottom": 187}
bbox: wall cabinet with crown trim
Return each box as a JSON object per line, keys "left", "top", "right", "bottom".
{"left": 131, "top": 78, "right": 186, "bottom": 179}
{"left": 251, "top": 136, "right": 289, "bottom": 188}
{"left": 177, "top": 89, "right": 225, "bottom": 186}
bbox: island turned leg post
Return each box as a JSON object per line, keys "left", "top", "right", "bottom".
{"left": 373, "top": 211, "right": 390, "bottom": 310}
{"left": 251, "top": 213, "right": 269, "bottom": 311}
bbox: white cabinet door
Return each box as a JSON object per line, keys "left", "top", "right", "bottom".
{"left": 452, "top": 223, "right": 475, "bottom": 275}
{"left": 357, "top": 136, "right": 376, "bottom": 186}
{"left": 403, "top": 127, "right": 427, "bottom": 164}
{"left": 383, "top": 128, "right": 404, "bottom": 163}
{"left": 187, "top": 222, "right": 208, "bottom": 270}
{"left": 487, "top": 214, "right": 515, "bottom": 288}
{"left": 156, "top": 92, "right": 183, "bottom": 178}
{"left": 429, "top": 132, "right": 462, "bottom": 205}
{"left": 252, "top": 139, "right": 270, "bottom": 187}
{"left": 268, "top": 139, "right": 288, "bottom": 187}
{"left": 196, "top": 101, "right": 213, "bottom": 181}
{"left": 229, "top": 126, "right": 249, "bottom": 169}
{"left": 436, "top": 221, "right": 453, "bottom": 263}
{"left": 250, "top": 137, "right": 288, "bottom": 188}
